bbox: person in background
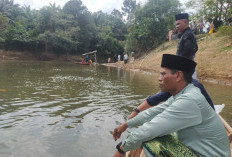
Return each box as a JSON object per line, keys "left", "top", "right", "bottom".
{"left": 113, "top": 54, "right": 117, "bottom": 62}
{"left": 118, "top": 54, "right": 121, "bottom": 62}
{"left": 176, "top": 13, "right": 198, "bottom": 79}
{"left": 130, "top": 52, "right": 135, "bottom": 63}
{"left": 199, "top": 19, "right": 204, "bottom": 34}
{"left": 208, "top": 22, "right": 214, "bottom": 34}
{"left": 108, "top": 57, "right": 111, "bottom": 63}
{"left": 191, "top": 21, "right": 197, "bottom": 35}
{"left": 84, "top": 55, "right": 90, "bottom": 63}
{"left": 175, "top": 13, "right": 198, "bottom": 60}
{"left": 113, "top": 54, "right": 230, "bottom": 157}
{"left": 123, "top": 53, "right": 128, "bottom": 64}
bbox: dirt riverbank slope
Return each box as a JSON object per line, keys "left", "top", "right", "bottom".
{"left": 104, "top": 34, "right": 232, "bottom": 86}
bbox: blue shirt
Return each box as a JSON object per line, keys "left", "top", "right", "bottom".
{"left": 146, "top": 79, "right": 215, "bottom": 110}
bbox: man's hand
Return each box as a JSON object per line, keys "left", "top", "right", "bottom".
{"left": 113, "top": 123, "right": 128, "bottom": 141}
{"left": 113, "top": 150, "right": 126, "bottom": 157}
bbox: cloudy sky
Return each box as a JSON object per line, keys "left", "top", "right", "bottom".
{"left": 14, "top": 0, "right": 150, "bottom": 13}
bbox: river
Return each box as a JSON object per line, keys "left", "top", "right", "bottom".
{"left": 0, "top": 61, "right": 231, "bottom": 157}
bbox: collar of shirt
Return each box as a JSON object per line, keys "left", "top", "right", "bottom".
{"left": 172, "top": 83, "right": 193, "bottom": 100}
{"left": 178, "top": 27, "right": 191, "bottom": 38}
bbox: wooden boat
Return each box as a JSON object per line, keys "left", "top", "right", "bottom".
{"left": 126, "top": 105, "right": 232, "bottom": 157}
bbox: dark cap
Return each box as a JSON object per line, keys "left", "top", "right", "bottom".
{"left": 175, "top": 13, "right": 189, "bottom": 21}
{"left": 161, "top": 54, "right": 196, "bottom": 75}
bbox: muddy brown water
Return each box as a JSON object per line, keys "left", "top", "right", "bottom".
{"left": 0, "top": 61, "right": 231, "bottom": 157}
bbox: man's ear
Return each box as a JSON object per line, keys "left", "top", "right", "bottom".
{"left": 176, "top": 71, "right": 183, "bottom": 82}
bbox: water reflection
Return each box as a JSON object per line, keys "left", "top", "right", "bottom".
{"left": 0, "top": 61, "right": 231, "bottom": 157}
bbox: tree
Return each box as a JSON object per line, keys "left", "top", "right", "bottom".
{"left": 63, "top": 0, "right": 97, "bottom": 53}
{"left": 4, "top": 21, "right": 32, "bottom": 51}
{"left": 63, "top": 0, "right": 88, "bottom": 20}
{"left": 122, "top": 0, "right": 137, "bottom": 20}
{"left": 0, "top": 13, "right": 9, "bottom": 44}
{"left": 0, "top": 0, "right": 22, "bottom": 20}
{"left": 111, "top": 9, "right": 123, "bottom": 20}
{"left": 92, "top": 11, "right": 125, "bottom": 61}
{"left": 125, "top": 0, "right": 181, "bottom": 53}
{"left": 185, "top": 0, "right": 232, "bottom": 27}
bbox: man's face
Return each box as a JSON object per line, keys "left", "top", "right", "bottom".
{"left": 158, "top": 67, "right": 177, "bottom": 93}
{"left": 175, "top": 19, "right": 187, "bottom": 33}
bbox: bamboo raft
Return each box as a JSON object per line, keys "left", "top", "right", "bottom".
{"left": 126, "top": 105, "right": 232, "bottom": 157}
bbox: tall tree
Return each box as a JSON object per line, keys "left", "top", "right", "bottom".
{"left": 111, "top": 9, "right": 123, "bottom": 20}
{"left": 125, "top": 0, "right": 181, "bottom": 53}
{"left": 63, "top": 0, "right": 88, "bottom": 20}
{"left": 122, "top": 0, "right": 137, "bottom": 22}
{"left": 63, "top": 0, "right": 96, "bottom": 53}
{"left": 0, "top": 0, "right": 22, "bottom": 20}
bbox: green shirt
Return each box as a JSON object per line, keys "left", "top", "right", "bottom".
{"left": 122, "top": 84, "right": 230, "bottom": 157}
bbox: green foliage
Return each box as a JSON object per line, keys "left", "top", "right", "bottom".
{"left": 0, "top": 13, "right": 8, "bottom": 30}
{"left": 0, "top": 0, "right": 22, "bottom": 19}
{"left": 63, "top": 0, "right": 88, "bottom": 20}
{"left": 125, "top": 0, "right": 180, "bottom": 53}
{"left": 92, "top": 11, "right": 126, "bottom": 59}
{"left": 1, "top": 0, "right": 182, "bottom": 62}
{"left": 216, "top": 26, "right": 232, "bottom": 37}
{"left": 111, "top": 9, "right": 123, "bottom": 20}
{"left": 96, "top": 33, "right": 124, "bottom": 60}
{"left": 38, "top": 30, "right": 79, "bottom": 54}
{"left": 5, "top": 22, "right": 30, "bottom": 41}
{"left": 186, "top": 0, "right": 232, "bottom": 28}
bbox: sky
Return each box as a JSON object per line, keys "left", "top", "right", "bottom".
{"left": 14, "top": 0, "right": 149, "bottom": 13}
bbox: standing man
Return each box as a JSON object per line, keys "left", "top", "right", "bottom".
{"left": 128, "top": 13, "right": 212, "bottom": 120}
{"left": 118, "top": 54, "right": 121, "bottom": 62}
{"left": 199, "top": 20, "right": 204, "bottom": 34}
{"left": 123, "top": 53, "right": 129, "bottom": 64}
{"left": 175, "top": 13, "right": 198, "bottom": 60}
{"left": 113, "top": 54, "right": 230, "bottom": 157}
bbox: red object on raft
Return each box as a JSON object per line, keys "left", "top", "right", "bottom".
{"left": 74, "top": 61, "right": 91, "bottom": 65}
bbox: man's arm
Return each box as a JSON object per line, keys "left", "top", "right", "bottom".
{"left": 128, "top": 92, "right": 171, "bottom": 119}
{"left": 122, "top": 98, "right": 202, "bottom": 152}
{"left": 113, "top": 122, "right": 128, "bottom": 141}
{"left": 128, "top": 100, "right": 151, "bottom": 119}
{"left": 182, "top": 38, "right": 195, "bottom": 58}
{"left": 113, "top": 100, "right": 170, "bottom": 155}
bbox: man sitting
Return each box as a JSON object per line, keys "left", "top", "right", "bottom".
{"left": 113, "top": 54, "right": 230, "bottom": 157}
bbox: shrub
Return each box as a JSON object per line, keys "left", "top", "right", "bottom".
{"left": 216, "top": 26, "right": 232, "bottom": 37}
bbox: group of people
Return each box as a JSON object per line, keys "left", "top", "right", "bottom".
{"left": 191, "top": 20, "right": 204, "bottom": 35}
{"left": 112, "top": 13, "right": 230, "bottom": 157}
{"left": 82, "top": 55, "right": 94, "bottom": 63}
{"left": 168, "top": 18, "right": 216, "bottom": 41}
{"left": 110, "top": 52, "right": 135, "bottom": 64}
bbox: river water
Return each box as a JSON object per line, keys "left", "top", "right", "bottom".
{"left": 0, "top": 61, "right": 232, "bottom": 157}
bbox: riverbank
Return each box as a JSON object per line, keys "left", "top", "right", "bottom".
{"left": 103, "top": 34, "right": 232, "bottom": 86}
{"left": 1, "top": 34, "right": 232, "bottom": 86}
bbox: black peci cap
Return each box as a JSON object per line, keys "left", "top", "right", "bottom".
{"left": 175, "top": 13, "right": 189, "bottom": 21}
{"left": 161, "top": 54, "right": 196, "bottom": 75}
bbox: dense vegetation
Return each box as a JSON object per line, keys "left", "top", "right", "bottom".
{"left": 0, "top": 0, "right": 231, "bottom": 62}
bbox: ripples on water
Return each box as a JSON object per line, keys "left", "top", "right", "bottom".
{"left": 0, "top": 61, "right": 231, "bottom": 157}
{"left": 0, "top": 61, "right": 159, "bottom": 157}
